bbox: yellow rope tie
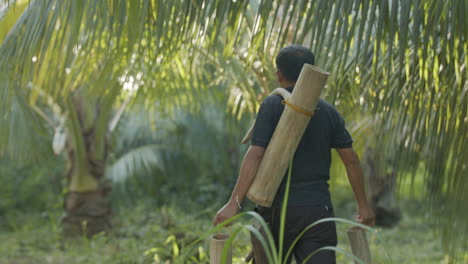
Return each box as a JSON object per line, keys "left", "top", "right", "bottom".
{"left": 282, "top": 100, "right": 314, "bottom": 117}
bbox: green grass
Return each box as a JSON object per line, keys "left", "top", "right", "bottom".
{"left": 0, "top": 199, "right": 462, "bottom": 264}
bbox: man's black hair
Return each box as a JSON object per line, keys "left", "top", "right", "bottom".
{"left": 275, "top": 45, "right": 315, "bottom": 82}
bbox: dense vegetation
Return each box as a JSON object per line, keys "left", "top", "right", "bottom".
{"left": 0, "top": 0, "right": 466, "bottom": 263}
{"left": 0, "top": 154, "right": 458, "bottom": 263}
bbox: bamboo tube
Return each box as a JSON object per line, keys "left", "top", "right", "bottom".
{"left": 210, "top": 233, "right": 232, "bottom": 264}
{"left": 347, "top": 228, "right": 372, "bottom": 264}
{"left": 246, "top": 64, "right": 329, "bottom": 206}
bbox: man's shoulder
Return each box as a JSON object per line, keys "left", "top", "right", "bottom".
{"left": 317, "top": 99, "right": 337, "bottom": 113}
{"left": 260, "top": 96, "right": 341, "bottom": 116}
{"left": 261, "top": 94, "right": 284, "bottom": 108}
{"left": 316, "top": 99, "right": 347, "bottom": 123}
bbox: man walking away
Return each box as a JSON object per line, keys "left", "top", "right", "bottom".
{"left": 213, "top": 45, "right": 375, "bottom": 264}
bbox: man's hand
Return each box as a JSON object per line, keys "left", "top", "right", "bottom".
{"left": 336, "top": 148, "right": 375, "bottom": 227}
{"left": 355, "top": 205, "right": 375, "bottom": 226}
{"left": 213, "top": 201, "right": 239, "bottom": 226}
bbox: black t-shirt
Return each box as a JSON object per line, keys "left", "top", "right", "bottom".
{"left": 251, "top": 87, "right": 353, "bottom": 208}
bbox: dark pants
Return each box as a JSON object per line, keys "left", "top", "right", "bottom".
{"left": 251, "top": 206, "right": 337, "bottom": 264}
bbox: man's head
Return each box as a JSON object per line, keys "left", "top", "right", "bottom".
{"left": 275, "top": 45, "right": 315, "bottom": 87}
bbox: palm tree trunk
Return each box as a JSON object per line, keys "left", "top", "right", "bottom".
{"left": 61, "top": 96, "right": 112, "bottom": 237}
{"left": 364, "top": 147, "right": 401, "bottom": 227}
{"left": 62, "top": 187, "right": 111, "bottom": 237}
{"left": 61, "top": 140, "right": 112, "bottom": 237}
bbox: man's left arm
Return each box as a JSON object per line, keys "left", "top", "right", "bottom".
{"left": 336, "top": 147, "right": 375, "bottom": 226}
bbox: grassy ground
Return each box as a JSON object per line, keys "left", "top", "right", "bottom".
{"left": 0, "top": 199, "right": 464, "bottom": 264}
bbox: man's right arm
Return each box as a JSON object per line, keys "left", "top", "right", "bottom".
{"left": 213, "top": 96, "right": 277, "bottom": 226}
{"left": 336, "top": 147, "right": 375, "bottom": 226}
{"left": 212, "top": 145, "right": 265, "bottom": 226}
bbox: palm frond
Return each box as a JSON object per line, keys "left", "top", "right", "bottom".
{"left": 0, "top": 1, "right": 8, "bottom": 21}
{"left": 0, "top": 0, "right": 466, "bottom": 256}
{"left": 0, "top": 88, "right": 51, "bottom": 161}
{"left": 106, "top": 144, "right": 166, "bottom": 183}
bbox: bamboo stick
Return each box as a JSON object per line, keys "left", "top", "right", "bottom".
{"left": 246, "top": 64, "right": 329, "bottom": 206}
{"left": 347, "top": 228, "right": 372, "bottom": 264}
{"left": 210, "top": 233, "right": 232, "bottom": 264}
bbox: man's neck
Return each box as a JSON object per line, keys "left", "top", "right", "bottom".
{"left": 281, "top": 81, "right": 296, "bottom": 88}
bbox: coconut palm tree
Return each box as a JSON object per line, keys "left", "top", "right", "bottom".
{"left": 0, "top": 0, "right": 230, "bottom": 236}
{"left": 1, "top": 0, "right": 466, "bottom": 259}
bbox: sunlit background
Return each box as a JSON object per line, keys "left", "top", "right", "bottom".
{"left": 0, "top": 0, "right": 466, "bottom": 263}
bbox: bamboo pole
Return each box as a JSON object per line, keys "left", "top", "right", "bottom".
{"left": 347, "top": 228, "right": 372, "bottom": 264}
{"left": 210, "top": 233, "right": 232, "bottom": 264}
{"left": 246, "top": 64, "right": 329, "bottom": 206}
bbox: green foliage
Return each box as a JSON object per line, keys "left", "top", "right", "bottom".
{"left": 0, "top": 158, "right": 63, "bottom": 229}
{"left": 0, "top": 198, "right": 463, "bottom": 264}
{"left": 106, "top": 99, "right": 251, "bottom": 208}
{"left": 0, "top": 0, "right": 466, "bottom": 258}
{"left": 0, "top": 1, "right": 27, "bottom": 41}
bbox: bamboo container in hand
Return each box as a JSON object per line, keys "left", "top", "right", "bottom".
{"left": 210, "top": 233, "right": 232, "bottom": 264}
{"left": 347, "top": 228, "right": 372, "bottom": 264}
{"left": 246, "top": 64, "right": 329, "bottom": 207}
